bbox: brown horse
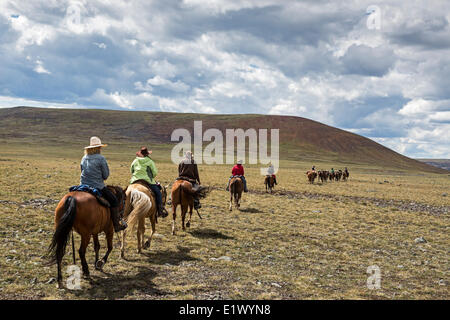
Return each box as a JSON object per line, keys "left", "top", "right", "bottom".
{"left": 342, "top": 170, "right": 349, "bottom": 181}
{"left": 120, "top": 183, "right": 168, "bottom": 258}
{"left": 306, "top": 170, "right": 317, "bottom": 184}
{"left": 46, "top": 186, "right": 126, "bottom": 289}
{"left": 264, "top": 175, "right": 275, "bottom": 193}
{"left": 318, "top": 170, "right": 327, "bottom": 183}
{"left": 229, "top": 176, "right": 244, "bottom": 211}
{"left": 170, "top": 180, "right": 208, "bottom": 235}
{"left": 329, "top": 171, "right": 335, "bottom": 181}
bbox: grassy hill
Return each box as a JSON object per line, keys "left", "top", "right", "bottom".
{"left": 0, "top": 106, "right": 444, "bottom": 173}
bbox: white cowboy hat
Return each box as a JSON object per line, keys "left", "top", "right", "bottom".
{"left": 84, "top": 136, "right": 107, "bottom": 149}
{"left": 237, "top": 159, "right": 243, "bottom": 164}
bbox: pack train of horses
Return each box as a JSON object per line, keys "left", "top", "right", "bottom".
{"left": 306, "top": 168, "right": 349, "bottom": 184}
{"left": 45, "top": 136, "right": 350, "bottom": 288}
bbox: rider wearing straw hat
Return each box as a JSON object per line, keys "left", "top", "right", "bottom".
{"left": 80, "top": 136, "right": 127, "bottom": 232}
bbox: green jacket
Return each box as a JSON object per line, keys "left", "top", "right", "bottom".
{"left": 130, "top": 156, "right": 158, "bottom": 185}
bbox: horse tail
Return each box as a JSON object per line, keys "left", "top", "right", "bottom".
{"left": 46, "top": 196, "right": 77, "bottom": 265}
{"left": 126, "top": 189, "right": 152, "bottom": 231}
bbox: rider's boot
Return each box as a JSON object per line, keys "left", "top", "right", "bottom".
{"left": 194, "top": 198, "right": 201, "bottom": 210}
{"left": 111, "top": 206, "right": 127, "bottom": 232}
{"left": 157, "top": 203, "right": 168, "bottom": 218}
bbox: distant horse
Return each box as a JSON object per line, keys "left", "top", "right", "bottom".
{"left": 229, "top": 176, "right": 244, "bottom": 211}
{"left": 171, "top": 180, "right": 209, "bottom": 235}
{"left": 306, "top": 170, "right": 317, "bottom": 184}
{"left": 46, "top": 186, "right": 126, "bottom": 289}
{"left": 329, "top": 171, "right": 335, "bottom": 181}
{"left": 342, "top": 170, "right": 349, "bottom": 181}
{"left": 120, "top": 183, "right": 168, "bottom": 259}
{"left": 335, "top": 170, "right": 342, "bottom": 181}
{"left": 318, "top": 170, "right": 327, "bottom": 183}
{"left": 264, "top": 175, "right": 275, "bottom": 193}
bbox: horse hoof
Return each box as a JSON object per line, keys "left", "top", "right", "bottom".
{"left": 143, "top": 240, "right": 150, "bottom": 249}
{"left": 186, "top": 221, "right": 190, "bottom": 228}
{"left": 95, "top": 259, "right": 105, "bottom": 270}
{"left": 57, "top": 281, "right": 64, "bottom": 289}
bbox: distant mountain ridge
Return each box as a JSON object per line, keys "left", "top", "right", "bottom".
{"left": 0, "top": 106, "right": 445, "bottom": 173}
{"left": 417, "top": 159, "right": 450, "bottom": 171}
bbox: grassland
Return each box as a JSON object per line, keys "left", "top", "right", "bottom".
{"left": 0, "top": 141, "right": 448, "bottom": 300}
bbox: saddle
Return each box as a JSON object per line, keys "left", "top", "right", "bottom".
{"left": 131, "top": 179, "right": 161, "bottom": 195}
{"left": 176, "top": 176, "right": 198, "bottom": 185}
{"left": 69, "top": 185, "right": 110, "bottom": 208}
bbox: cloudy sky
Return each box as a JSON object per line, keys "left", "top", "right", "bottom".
{"left": 0, "top": 0, "right": 449, "bottom": 158}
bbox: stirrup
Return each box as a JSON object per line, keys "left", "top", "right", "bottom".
{"left": 194, "top": 199, "right": 201, "bottom": 210}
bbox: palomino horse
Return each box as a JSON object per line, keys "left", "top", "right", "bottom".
{"left": 306, "top": 170, "right": 317, "bottom": 184}
{"left": 46, "top": 186, "right": 126, "bottom": 289}
{"left": 264, "top": 175, "right": 275, "bottom": 193}
{"left": 170, "top": 180, "right": 208, "bottom": 235}
{"left": 120, "top": 183, "right": 168, "bottom": 258}
{"left": 229, "top": 176, "right": 244, "bottom": 211}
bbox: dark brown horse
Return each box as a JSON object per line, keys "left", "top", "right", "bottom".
{"left": 170, "top": 180, "right": 208, "bottom": 235}
{"left": 264, "top": 175, "right": 275, "bottom": 193}
{"left": 46, "top": 186, "right": 125, "bottom": 289}
{"left": 229, "top": 177, "right": 244, "bottom": 211}
{"left": 342, "top": 169, "right": 349, "bottom": 181}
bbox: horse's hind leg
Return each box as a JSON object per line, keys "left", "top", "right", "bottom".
{"left": 93, "top": 234, "right": 100, "bottom": 269}
{"left": 120, "top": 229, "right": 127, "bottom": 259}
{"left": 172, "top": 204, "right": 177, "bottom": 235}
{"left": 229, "top": 193, "right": 233, "bottom": 211}
{"left": 96, "top": 229, "right": 113, "bottom": 270}
{"left": 181, "top": 205, "right": 187, "bottom": 231}
{"left": 78, "top": 234, "right": 91, "bottom": 279}
{"left": 144, "top": 215, "right": 156, "bottom": 250}
{"left": 186, "top": 205, "right": 193, "bottom": 228}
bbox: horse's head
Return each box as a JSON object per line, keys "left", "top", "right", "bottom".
{"left": 107, "top": 185, "right": 127, "bottom": 218}
{"left": 161, "top": 184, "right": 169, "bottom": 206}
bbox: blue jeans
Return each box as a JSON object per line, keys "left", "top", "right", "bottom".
{"left": 149, "top": 184, "right": 162, "bottom": 206}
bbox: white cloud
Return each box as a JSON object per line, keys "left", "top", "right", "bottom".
{"left": 0, "top": 0, "right": 449, "bottom": 158}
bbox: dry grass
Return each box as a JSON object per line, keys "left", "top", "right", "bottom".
{"left": 0, "top": 144, "right": 448, "bottom": 299}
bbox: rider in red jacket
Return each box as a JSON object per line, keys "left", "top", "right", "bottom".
{"left": 226, "top": 160, "right": 248, "bottom": 192}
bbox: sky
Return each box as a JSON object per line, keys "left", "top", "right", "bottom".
{"left": 0, "top": 0, "right": 449, "bottom": 158}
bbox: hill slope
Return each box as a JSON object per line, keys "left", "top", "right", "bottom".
{"left": 0, "top": 106, "right": 444, "bottom": 173}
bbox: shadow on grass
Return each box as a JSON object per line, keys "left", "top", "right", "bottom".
{"left": 189, "top": 228, "right": 234, "bottom": 240}
{"left": 142, "top": 245, "right": 199, "bottom": 266}
{"left": 75, "top": 266, "right": 166, "bottom": 299}
{"left": 239, "top": 207, "right": 264, "bottom": 213}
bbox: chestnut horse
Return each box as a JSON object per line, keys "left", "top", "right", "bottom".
{"left": 229, "top": 176, "right": 244, "bottom": 211}
{"left": 306, "top": 170, "right": 317, "bottom": 184}
{"left": 264, "top": 175, "right": 275, "bottom": 193}
{"left": 170, "top": 180, "right": 208, "bottom": 235}
{"left": 46, "top": 186, "right": 125, "bottom": 289}
{"left": 120, "top": 183, "right": 168, "bottom": 259}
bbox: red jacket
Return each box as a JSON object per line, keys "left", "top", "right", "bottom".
{"left": 232, "top": 164, "right": 244, "bottom": 176}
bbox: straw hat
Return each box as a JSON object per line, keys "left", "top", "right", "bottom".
{"left": 84, "top": 136, "right": 107, "bottom": 149}
{"left": 237, "top": 159, "right": 243, "bottom": 164}
{"left": 136, "top": 146, "right": 152, "bottom": 157}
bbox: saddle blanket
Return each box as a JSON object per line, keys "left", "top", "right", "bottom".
{"left": 69, "top": 185, "right": 110, "bottom": 208}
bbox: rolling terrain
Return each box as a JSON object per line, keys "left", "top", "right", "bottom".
{"left": 0, "top": 106, "right": 444, "bottom": 173}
